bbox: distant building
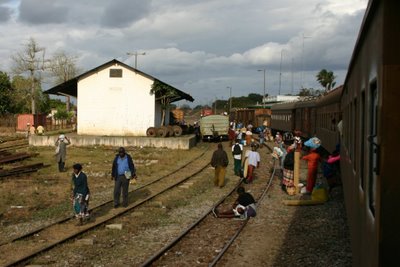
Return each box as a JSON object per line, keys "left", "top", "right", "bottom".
{"left": 264, "top": 95, "right": 300, "bottom": 104}
{"left": 45, "top": 59, "right": 194, "bottom": 136}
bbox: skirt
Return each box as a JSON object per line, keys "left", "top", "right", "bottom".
{"left": 282, "top": 169, "right": 294, "bottom": 187}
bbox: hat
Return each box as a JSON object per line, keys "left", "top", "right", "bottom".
{"left": 59, "top": 134, "right": 65, "bottom": 140}
{"left": 304, "top": 137, "right": 321, "bottom": 149}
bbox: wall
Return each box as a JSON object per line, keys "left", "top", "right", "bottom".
{"left": 77, "top": 63, "right": 156, "bottom": 136}
{"left": 29, "top": 134, "right": 196, "bottom": 150}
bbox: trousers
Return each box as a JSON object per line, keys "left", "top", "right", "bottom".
{"left": 114, "top": 175, "right": 130, "bottom": 206}
{"left": 214, "top": 166, "right": 226, "bottom": 187}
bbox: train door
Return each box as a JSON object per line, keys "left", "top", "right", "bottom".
{"left": 368, "top": 81, "right": 378, "bottom": 215}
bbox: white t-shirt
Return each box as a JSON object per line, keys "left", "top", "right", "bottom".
{"left": 246, "top": 150, "right": 260, "bottom": 167}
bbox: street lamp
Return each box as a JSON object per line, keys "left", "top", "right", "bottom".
{"left": 126, "top": 51, "right": 146, "bottom": 69}
{"left": 227, "top": 86, "right": 232, "bottom": 111}
{"left": 257, "top": 69, "right": 266, "bottom": 107}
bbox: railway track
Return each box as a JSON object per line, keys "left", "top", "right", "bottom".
{"left": 141, "top": 143, "right": 276, "bottom": 266}
{"left": 0, "top": 144, "right": 213, "bottom": 267}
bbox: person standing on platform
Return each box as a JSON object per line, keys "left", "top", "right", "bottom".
{"left": 210, "top": 143, "right": 229, "bottom": 188}
{"left": 231, "top": 139, "right": 243, "bottom": 177}
{"left": 55, "top": 134, "right": 70, "bottom": 172}
{"left": 302, "top": 137, "right": 322, "bottom": 194}
{"left": 244, "top": 144, "right": 260, "bottom": 183}
{"left": 282, "top": 144, "right": 295, "bottom": 193}
{"left": 111, "top": 147, "right": 137, "bottom": 208}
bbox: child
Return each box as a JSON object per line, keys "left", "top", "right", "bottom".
{"left": 213, "top": 186, "right": 256, "bottom": 219}
{"left": 71, "top": 163, "right": 90, "bottom": 223}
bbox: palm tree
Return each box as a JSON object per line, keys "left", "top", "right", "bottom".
{"left": 316, "top": 69, "right": 336, "bottom": 91}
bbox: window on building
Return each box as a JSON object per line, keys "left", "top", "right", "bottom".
{"left": 110, "top": 69, "right": 123, "bottom": 78}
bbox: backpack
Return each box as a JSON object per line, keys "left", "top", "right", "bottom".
{"left": 233, "top": 144, "right": 242, "bottom": 155}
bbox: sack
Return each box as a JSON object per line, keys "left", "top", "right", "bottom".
{"left": 55, "top": 145, "right": 60, "bottom": 155}
{"left": 233, "top": 144, "right": 242, "bottom": 155}
{"left": 124, "top": 170, "right": 132, "bottom": 179}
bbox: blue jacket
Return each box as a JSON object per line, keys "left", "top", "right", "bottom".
{"left": 112, "top": 153, "right": 136, "bottom": 179}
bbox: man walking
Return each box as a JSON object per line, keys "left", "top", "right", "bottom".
{"left": 211, "top": 143, "right": 229, "bottom": 188}
{"left": 231, "top": 139, "right": 243, "bottom": 177}
{"left": 111, "top": 147, "right": 137, "bottom": 208}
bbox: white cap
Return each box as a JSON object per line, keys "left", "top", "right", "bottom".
{"left": 59, "top": 134, "right": 65, "bottom": 140}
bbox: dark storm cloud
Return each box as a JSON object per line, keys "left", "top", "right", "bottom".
{"left": 0, "top": 6, "right": 11, "bottom": 22}
{"left": 19, "top": 0, "right": 67, "bottom": 24}
{"left": 100, "top": 0, "right": 152, "bottom": 28}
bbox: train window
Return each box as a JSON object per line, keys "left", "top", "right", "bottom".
{"left": 360, "top": 91, "right": 365, "bottom": 190}
{"left": 353, "top": 99, "right": 357, "bottom": 172}
{"left": 349, "top": 102, "right": 353, "bottom": 161}
{"left": 368, "top": 81, "right": 378, "bottom": 216}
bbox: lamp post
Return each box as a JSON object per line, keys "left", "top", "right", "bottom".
{"left": 227, "top": 86, "right": 232, "bottom": 112}
{"left": 258, "top": 69, "right": 266, "bottom": 107}
{"left": 126, "top": 51, "right": 146, "bottom": 69}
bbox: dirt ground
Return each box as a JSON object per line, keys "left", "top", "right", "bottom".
{"left": 0, "top": 139, "right": 351, "bottom": 266}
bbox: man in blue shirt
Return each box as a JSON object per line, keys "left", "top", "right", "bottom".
{"left": 111, "top": 147, "right": 136, "bottom": 208}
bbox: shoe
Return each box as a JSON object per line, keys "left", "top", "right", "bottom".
{"left": 114, "top": 204, "right": 120, "bottom": 208}
{"left": 122, "top": 204, "right": 128, "bottom": 208}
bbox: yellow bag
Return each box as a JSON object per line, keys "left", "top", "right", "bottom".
{"left": 311, "top": 187, "right": 328, "bottom": 202}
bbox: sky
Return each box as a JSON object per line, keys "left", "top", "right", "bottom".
{"left": 0, "top": 0, "right": 369, "bottom": 107}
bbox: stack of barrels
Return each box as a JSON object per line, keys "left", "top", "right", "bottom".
{"left": 146, "top": 125, "right": 183, "bottom": 137}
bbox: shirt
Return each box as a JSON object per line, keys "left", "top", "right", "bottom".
{"left": 237, "top": 192, "right": 255, "bottom": 206}
{"left": 246, "top": 150, "right": 260, "bottom": 167}
{"left": 117, "top": 156, "right": 130, "bottom": 176}
{"left": 302, "top": 151, "right": 321, "bottom": 169}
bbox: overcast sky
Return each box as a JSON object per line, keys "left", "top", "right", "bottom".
{"left": 0, "top": 0, "right": 368, "bottom": 106}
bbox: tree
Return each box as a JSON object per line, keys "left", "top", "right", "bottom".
{"left": 298, "top": 88, "right": 323, "bottom": 97}
{"left": 10, "top": 75, "right": 31, "bottom": 113}
{"left": 11, "top": 37, "right": 47, "bottom": 114}
{"left": 48, "top": 50, "right": 80, "bottom": 111}
{"left": 150, "top": 80, "right": 179, "bottom": 126}
{"left": 316, "top": 69, "right": 336, "bottom": 91}
{"left": 0, "top": 71, "right": 13, "bottom": 114}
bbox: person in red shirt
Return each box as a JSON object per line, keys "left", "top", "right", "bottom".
{"left": 302, "top": 148, "right": 321, "bottom": 193}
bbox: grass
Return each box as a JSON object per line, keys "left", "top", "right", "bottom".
{"left": 0, "top": 143, "right": 208, "bottom": 225}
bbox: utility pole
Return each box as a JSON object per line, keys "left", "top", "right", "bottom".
{"left": 301, "top": 34, "right": 311, "bottom": 89}
{"left": 279, "top": 49, "right": 285, "bottom": 95}
{"left": 227, "top": 86, "right": 232, "bottom": 112}
{"left": 126, "top": 51, "right": 146, "bottom": 69}
{"left": 258, "top": 69, "right": 266, "bottom": 108}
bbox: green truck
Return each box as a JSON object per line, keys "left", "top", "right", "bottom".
{"left": 199, "top": 115, "right": 229, "bottom": 141}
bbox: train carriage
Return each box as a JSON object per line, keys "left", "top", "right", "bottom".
{"left": 315, "top": 86, "right": 343, "bottom": 153}
{"left": 294, "top": 99, "right": 317, "bottom": 139}
{"left": 341, "top": 0, "right": 400, "bottom": 266}
{"left": 270, "top": 102, "right": 296, "bottom": 134}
